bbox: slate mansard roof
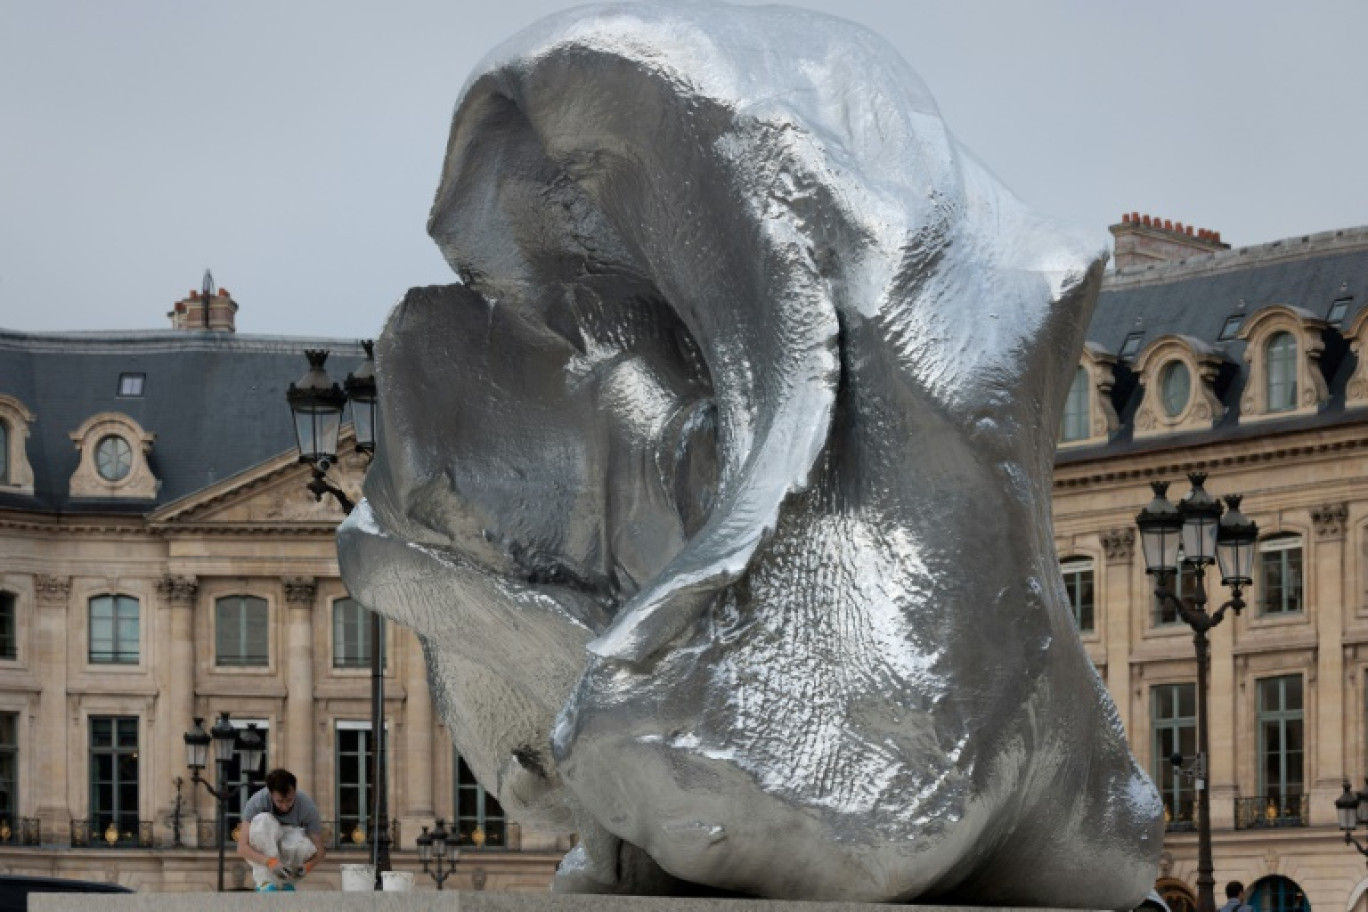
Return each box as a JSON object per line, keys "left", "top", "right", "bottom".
{"left": 2, "top": 223, "right": 1367, "bottom": 518}
{"left": 1060, "top": 225, "right": 1368, "bottom": 462}
{"left": 0, "top": 330, "right": 366, "bottom": 514}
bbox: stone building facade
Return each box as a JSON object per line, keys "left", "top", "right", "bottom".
{"left": 0, "top": 289, "right": 568, "bottom": 890}
{"left": 3, "top": 223, "right": 1368, "bottom": 904}
{"left": 1058, "top": 220, "right": 1368, "bottom": 912}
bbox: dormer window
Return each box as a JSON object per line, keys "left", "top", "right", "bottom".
{"left": 1160, "top": 361, "right": 1191, "bottom": 417}
{"left": 1218, "top": 315, "right": 1243, "bottom": 341}
{"left": 0, "top": 395, "right": 36, "bottom": 495}
{"left": 1265, "top": 332, "right": 1297, "bottom": 412}
{"left": 68, "top": 413, "right": 158, "bottom": 499}
{"left": 1120, "top": 332, "right": 1145, "bottom": 359}
{"left": 95, "top": 435, "right": 133, "bottom": 482}
{"left": 1236, "top": 304, "right": 1328, "bottom": 423}
{"left": 1055, "top": 343, "right": 1120, "bottom": 449}
{"left": 1060, "top": 367, "right": 1090, "bottom": 442}
{"left": 1131, "top": 335, "right": 1225, "bottom": 440}
{"left": 116, "top": 373, "right": 145, "bottom": 398}
{"left": 1328, "top": 297, "right": 1351, "bottom": 326}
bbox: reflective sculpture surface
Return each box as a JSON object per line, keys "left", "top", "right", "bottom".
{"left": 338, "top": 2, "right": 1163, "bottom": 905}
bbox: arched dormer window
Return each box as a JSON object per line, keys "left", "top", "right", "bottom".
{"left": 68, "top": 412, "right": 158, "bottom": 499}
{"left": 1131, "top": 335, "right": 1226, "bottom": 440}
{"left": 1265, "top": 331, "right": 1297, "bottom": 412}
{"left": 1237, "top": 304, "right": 1328, "bottom": 422}
{"left": 1056, "top": 343, "right": 1119, "bottom": 449}
{"left": 0, "top": 395, "right": 36, "bottom": 495}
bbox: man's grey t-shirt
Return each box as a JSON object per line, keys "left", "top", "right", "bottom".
{"left": 242, "top": 787, "right": 322, "bottom": 836}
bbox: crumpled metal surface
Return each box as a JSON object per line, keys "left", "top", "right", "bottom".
{"left": 337, "top": 2, "right": 1163, "bottom": 905}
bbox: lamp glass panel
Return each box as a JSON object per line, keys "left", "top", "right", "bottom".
{"left": 1141, "top": 525, "right": 1180, "bottom": 574}
{"left": 1180, "top": 516, "right": 1218, "bottom": 565}
{"left": 352, "top": 399, "right": 376, "bottom": 451}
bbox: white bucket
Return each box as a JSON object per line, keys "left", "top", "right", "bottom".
{"left": 341, "top": 864, "right": 376, "bottom": 892}
{"left": 382, "top": 871, "right": 415, "bottom": 892}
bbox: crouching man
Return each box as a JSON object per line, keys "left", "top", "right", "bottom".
{"left": 237, "top": 768, "right": 327, "bottom": 892}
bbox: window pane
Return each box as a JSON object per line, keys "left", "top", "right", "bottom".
{"left": 1060, "top": 367, "right": 1090, "bottom": 442}
{"left": 0, "top": 593, "right": 15, "bottom": 660}
{"left": 1266, "top": 332, "right": 1297, "bottom": 412}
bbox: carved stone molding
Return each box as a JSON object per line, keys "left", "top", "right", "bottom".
{"left": 33, "top": 574, "right": 71, "bottom": 606}
{"left": 1101, "top": 528, "right": 1136, "bottom": 563}
{"left": 156, "top": 575, "right": 198, "bottom": 607}
{"left": 1312, "top": 502, "right": 1348, "bottom": 541}
{"left": 284, "top": 577, "right": 317, "bottom": 605}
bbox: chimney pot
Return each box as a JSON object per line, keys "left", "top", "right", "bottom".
{"left": 1186, "top": 225, "right": 1194, "bottom": 236}
{"left": 1122, "top": 213, "right": 1131, "bottom": 224}
{"left": 1132, "top": 211, "right": 1140, "bottom": 223}
{"left": 1142, "top": 215, "right": 1152, "bottom": 227}
{"left": 1164, "top": 219, "right": 1173, "bottom": 231}
{"left": 1175, "top": 221, "right": 1184, "bottom": 233}
{"left": 219, "top": 288, "right": 229, "bottom": 298}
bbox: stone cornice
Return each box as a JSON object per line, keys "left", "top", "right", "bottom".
{"left": 1054, "top": 426, "right": 1368, "bottom": 490}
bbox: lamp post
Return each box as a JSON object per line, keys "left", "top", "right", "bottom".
{"left": 1135, "top": 473, "right": 1258, "bottom": 912}
{"left": 416, "top": 818, "right": 461, "bottom": 890}
{"left": 285, "top": 344, "right": 391, "bottom": 886}
{"left": 1335, "top": 779, "right": 1368, "bottom": 864}
{"left": 184, "top": 713, "right": 266, "bottom": 892}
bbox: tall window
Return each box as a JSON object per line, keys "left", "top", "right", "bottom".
{"left": 1266, "top": 332, "right": 1297, "bottom": 412}
{"left": 1151, "top": 684, "right": 1196, "bottom": 830}
{"left": 89, "top": 595, "right": 139, "bottom": 664}
{"left": 333, "top": 598, "right": 383, "bottom": 669}
{"left": 1259, "top": 535, "right": 1303, "bottom": 615}
{"left": 454, "top": 751, "right": 506, "bottom": 848}
{"left": 1257, "top": 675, "right": 1304, "bottom": 818}
{"left": 0, "top": 592, "right": 15, "bottom": 660}
{"left": 89, "top": 716, "right": 139, "bottom": 845}
{"left": 215, "top": 596, "right": 268, "bottom": 666}
{"left": 1154, "top": 564, "right": 1200, "bottom": 626}
{"left": 0, "top": 420, "right": 8, "bottom": 483}
{"left": 336, "top": 722, "right": 374, "bottom": 847}
{"left": 1059, "top": 558, "right": 1095, "bottom": 633}
{"left": 1059, "top": 367, "right": 1089, "bottom": 442}
{"left": 0, "top": 714, "right": 16, "bottom": 830}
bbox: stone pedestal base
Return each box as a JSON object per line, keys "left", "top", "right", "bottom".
{"left": 33, "top": 890, "right": 1110, "bottom": 912}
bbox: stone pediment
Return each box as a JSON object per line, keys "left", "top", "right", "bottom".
{"left": 150, "top": 439, "right": 368, "bottom": 529}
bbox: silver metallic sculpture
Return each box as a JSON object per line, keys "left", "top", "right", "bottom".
{"left": 338, "top": 2, "right": 1163, "bottom": 905}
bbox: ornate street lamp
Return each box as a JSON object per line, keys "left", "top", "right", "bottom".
{"left": 417, "top": 818, "right": 461, "bottom": 890}
{"left": 184, "top": 713, "right": 265, "bottom": 892}
{"left": 284, "top": 345, "right": 390, "bottom": 887}
{"left": 1136, "top": 472, "right": 1256, "bottom": 912}
{"left": 1336, "top": 779, "right": 1368, "bottom": 862}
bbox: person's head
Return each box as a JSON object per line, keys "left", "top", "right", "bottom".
{"left": 1226, "top": 882, "right": 1245, "bottom": 900}
{"left": 264, "top": 768, "right": 298, "bottom": 813}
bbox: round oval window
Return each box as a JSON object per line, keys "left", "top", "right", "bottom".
{"left": 1161, "top": 361, "right": 1191, "bottom": 417}
{"left": 95, "top": 434, "right": 133, "bottom": 481}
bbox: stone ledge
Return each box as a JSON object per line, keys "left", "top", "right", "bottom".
{"left": 32, "top": 892, "right": 1099, "bottom": 912}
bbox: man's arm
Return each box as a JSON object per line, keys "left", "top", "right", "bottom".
{"left": 308, "top": 830, "right": 327, "bottom": 869}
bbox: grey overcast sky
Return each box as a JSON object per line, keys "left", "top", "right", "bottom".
{"left": 1, "top": 1, "right": 1365, "bottom": 338}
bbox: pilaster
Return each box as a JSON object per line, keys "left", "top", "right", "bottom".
{"left": 1207, "top": 561, "right": 1238, "bottom": 831}
{"left": 402, "top": 630, "right": 435, "bottom": 845}
{"left": 156, "top": 575, "right": 198, "bottom": 845}
{"left": 1311, "top": 503, "right": 1347, "bottom": 827}
{"left": 1100, "top": 527, "right": 1135, "bottom": 734}
{"left": 283, "top": 578, "right": 316, "bottom": 778}
{"left": 34, "top": 574, "right": 71, "bottom": 841}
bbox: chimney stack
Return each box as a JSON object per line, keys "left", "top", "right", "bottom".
{"left": 167, "top": 285, "right": 239, "bottom": 332}
{"left": 1109, "top": 212, "right": 1230, "bottom": 270}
